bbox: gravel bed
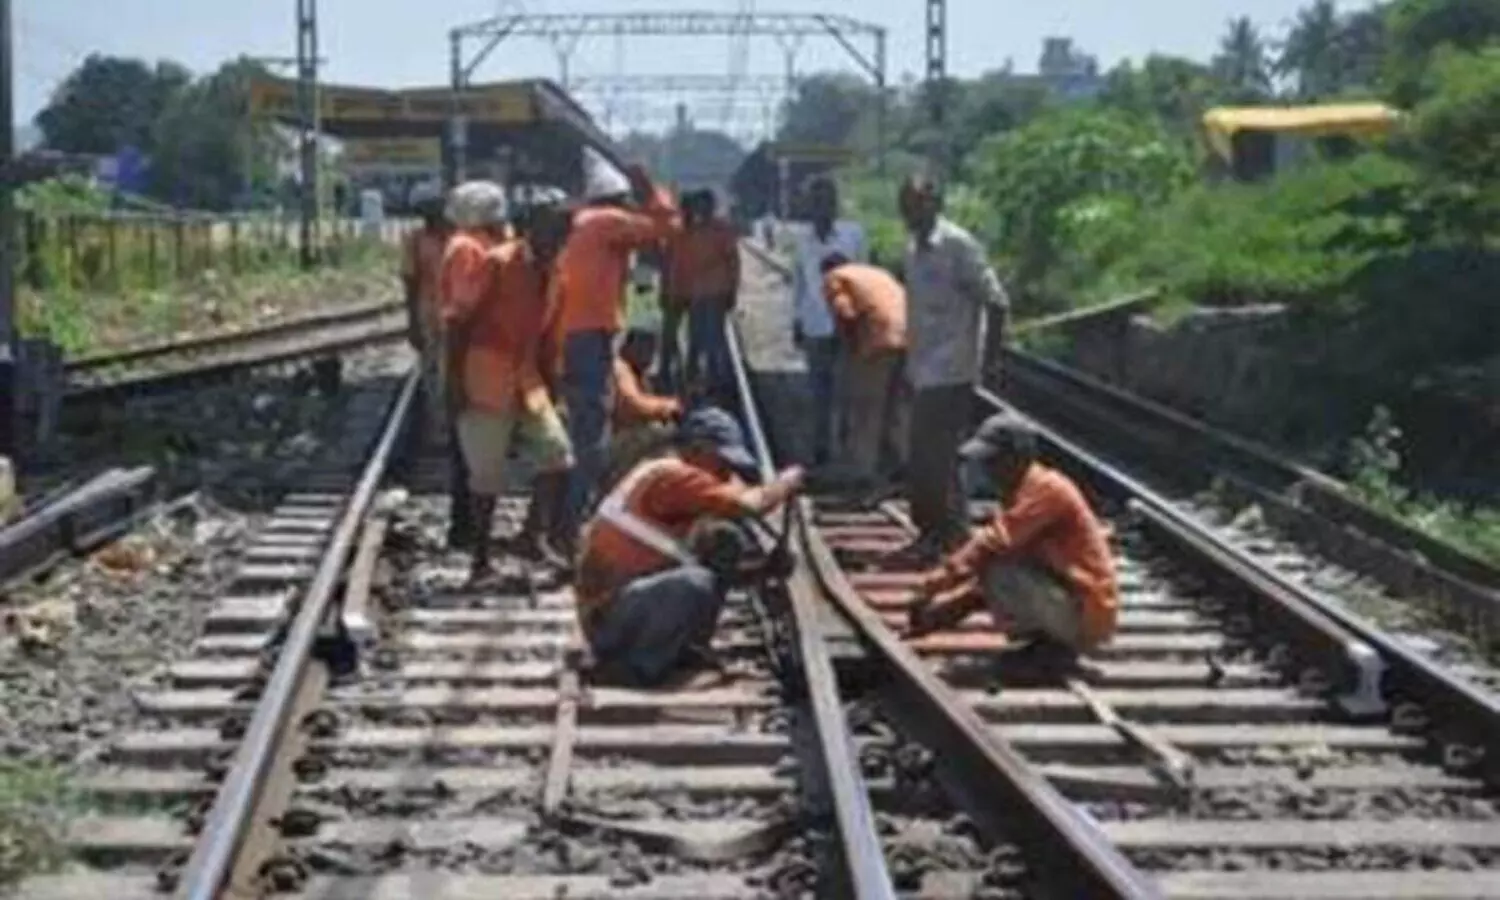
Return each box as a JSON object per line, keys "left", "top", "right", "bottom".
{"left": 1187, "top": 496, "right": 1500, "bottom": 681}
{"left": 1130, "top": 845, "right": 1500, "bottom": 873}
{"left": 0, "top": 344, "right": 408, "bottom": 890}
{"left": 1086, "top": 786, "right": 1500, "bottom": 824}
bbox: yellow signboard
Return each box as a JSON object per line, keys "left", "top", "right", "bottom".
{"left": 343, "top": 137, "right": 442, "bottom": 167}
{"left": 249, "top": 77, "right": 536, "bottom": 124}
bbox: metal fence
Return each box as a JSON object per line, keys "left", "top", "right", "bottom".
{"left": 17, "top": 211, "right": 411, "bottom": 293}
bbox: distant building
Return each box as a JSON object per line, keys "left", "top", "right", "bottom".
{"left": 1037, "top": 38, "right": 1102, "bottom": 101}
{"left": 997, "top": 38, "right": 1103, "bottom": 102}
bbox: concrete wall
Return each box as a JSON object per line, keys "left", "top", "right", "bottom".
{"left": 1061, "top": 304, "right": 1292, "bottom": 432}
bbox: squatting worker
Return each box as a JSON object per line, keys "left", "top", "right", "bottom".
{"left": 442, "top": 195, "right": 576, "bottom": 581}
{"left": 605, "top": 329, "right": 683, "bottom": 491}
{"left": 820, "top": 252, "right": 909, "bottom": 490}
{"left": 895, "top": 175, "right": 1010, "bottom": 564}
{"left": 790, "top": 176, "right": 865, "bottom": 469}
{"left": 554, "top": 150, "right": 680, "bottom": 552}
{"left": 664, "top": 189, "right": 741, "bottom": 398}
{"left": 574, "top": 407, "right": 805, "bottom": 688}
{"left": 906, "top": 414, "right": 1118, "bottom": 665}
{"left": 437, "top": 180, "right": 510, "bottom": 551}
{"left": 400, "top": 181, "right": 450, "bottom": 437}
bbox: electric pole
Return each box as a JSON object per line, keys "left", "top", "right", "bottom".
{"left": 296, "top": 0, "right": 319, "bottom": 270}
{"left": 0, "top": 0, "right": 16, "bottom": 457}
{"left": 925, "top": 0, "right": 948, "bottom": 171}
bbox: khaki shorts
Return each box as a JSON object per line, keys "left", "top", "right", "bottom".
{"left": 457, "top": 405, "right": 573, "bottom": 495}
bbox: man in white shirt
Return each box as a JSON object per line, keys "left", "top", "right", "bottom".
{"left": 790, "top": 176, "right": 866, "bottom": 467}
{"left": 896, "top": 174, "right": 1011, "bottom": 563}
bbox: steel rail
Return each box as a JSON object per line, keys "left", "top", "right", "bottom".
{"left": 175, "top": 369, "right": 419, "bottom": 900}
{"left": 724, "top": 316, "right": 898, "bottom": 899}
{"left": 67, "top": 299, "right": 404, "bottom": 374}
{"left": 1001, "top": 347, "right": 1500, "bottom": 592}
{"left": 795, "top": 501, "right": 1162, "bottom": 899}
{"left": 67, "top": 320, "right": 407, "bottom": 402}
{"left": 977, "top": 387, "right": 1500, "bottom": 776}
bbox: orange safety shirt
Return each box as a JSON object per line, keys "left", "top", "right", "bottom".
{"left": 665, "top": 220, "right": 741, "bottom": 305}
{"left": 574, "top": 457, "right": 747, "bottom": 624}
{"left": 921, "top": 462, "right": 1118, "bottom": 649}
{"left": 441, "top": 237, "right": 558, "bottom": 415}
{"left": 612, "top": 359, "right": 681, "bottom": 429}
{"left": 555, "top": 185, "right": 679, "bottom": 336}
{"left": 439, "top": 229, "right": 494, "bottom": 324}
{"left": 822, "top": 263, "right": 908, "bottom": 357}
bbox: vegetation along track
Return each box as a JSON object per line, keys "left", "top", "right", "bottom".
{"left": 64, "top": 300, "right": 407, "bottom": 404}
{"left": 998, "top": 349, "right": 1500, "bottom": 689}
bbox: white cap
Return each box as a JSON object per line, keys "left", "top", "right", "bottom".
{"left": 446, "top": 180, "right": 508, "bottom": 228}
{"left": 582, "top": 146, "right": 631, "bottom": 201}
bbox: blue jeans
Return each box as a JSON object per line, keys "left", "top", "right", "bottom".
{"left": 804, "top": 336, "right": 840, "bottom": 463}
{"left": 561, "top": 329, "right": 613, "bottom": 537}
{"left": 687, "top": 300, "right": 732, "bottom": 394}
{"left": 589, "top": 565, "right": 726, "bottom": 686}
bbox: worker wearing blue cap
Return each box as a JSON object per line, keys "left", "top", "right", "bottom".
{"left": 573, "top": 407, "right": 804, "bottom": 688}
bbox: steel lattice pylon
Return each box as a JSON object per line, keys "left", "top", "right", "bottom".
{"left": 446, "top": 9, "right": 889, "bottom": 180}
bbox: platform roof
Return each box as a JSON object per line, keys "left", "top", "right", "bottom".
{"left": 248, "top": 76, "right": 622, "bottom": 192}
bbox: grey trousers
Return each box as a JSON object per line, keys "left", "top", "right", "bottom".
{"left": 845, "top": 349, "right": 909, "bottom": 481}
{"left": 906, "top": 382, "right": 972, "bottom": 543}
{"left": 588, "top": 565, "right": 726, "bottom": 687}
{"left": 982, "top": 561, "right": 1085, "bottom": 650}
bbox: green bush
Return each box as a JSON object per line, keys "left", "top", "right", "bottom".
{"left": 1101, "top": 153, "right": 1419, "bottom": 311}
{"left": 965, "top": 107, "right": 1195, "bottom": 314}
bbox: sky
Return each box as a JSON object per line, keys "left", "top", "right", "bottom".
{"left": 14, "top": 0, "right": 1382, "bottom": 130}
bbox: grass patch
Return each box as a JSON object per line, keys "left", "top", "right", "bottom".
{"left": 0, "top": 762, "right": 74, "bottom": 888}
{"left": 1348, "top": 406, "right": 1500, "bottom": 568}
{"left": 19, "top": 243, "right": 397, "bottom": 357}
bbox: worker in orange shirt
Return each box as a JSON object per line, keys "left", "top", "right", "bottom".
{"left": 905, "top": 414, "right": 1118, "bottom": 669}
{"left": 820, "top": 252, "right": 909, "bottom": 491}
{"left": 401, "top": 182, "right": 450, "bottom": 437}
{"left": 605, "top": 329, "right": 683, "bottom": 491}
{"left": 436, "top": 180, "right": 510, "bottom": 551}
{"left": 663, "top": 189, "right": 740, "bottom": 398}
{"left": 442, "top": 188, "right": 575, "bottom": 580}
{"left": 554, "top": 152, "right": 679, "bottom": 550}
{"left": 575, "top": 407, "right": 804, "bottom": 688}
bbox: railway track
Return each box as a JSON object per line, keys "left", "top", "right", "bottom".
{"left": 16, "top": 244, "right": 1500, "bottom": 899}
{"left": 999, "top": 349, "right": 1500, "bottom": 687}
{"left": 738, "top": 239, "right": 1500, "bottom": 896}
{"left": 64, "top": 300, "right": 407, "bottom": 403}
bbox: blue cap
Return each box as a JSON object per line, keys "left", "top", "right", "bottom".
{"left": 677, "top": 407, "right": 758, "bottom": 477}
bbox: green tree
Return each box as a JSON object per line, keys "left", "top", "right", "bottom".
{"left": 35, "top": 55, "right": 190, "bottom": 155}
{"left": 148, "top": 58, "right": 271, "bottom": 210}
{"left": 1098, "top": 55, "right": 1224, "bottom": 132}
{"left": 1278, "top": 0, "right": 1345, "bottom": 98}
{"left": 1385, "top": 0, "right": 1500, "bottom": 104}
{"left": 777, "top": 73, "right": 878, "bottom": 149}
{"left": 968, "top": 107, "right": 1194, "bottom": 309}
{"left": 1213, "top": 16, "right": 1275, "bottom": 101}
{"left": 949, "top": 74, "right": 1053, "bottom": 165}
{"left": 618, "top": 127, "right": 746, "bottom": 188}
{"left": 1406, "top": 46, "right": 1500, "bottom": 186}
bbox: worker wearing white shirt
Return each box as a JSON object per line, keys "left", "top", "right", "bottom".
{"left": 790, "top": 176, "right": 866, "bottom": 467}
